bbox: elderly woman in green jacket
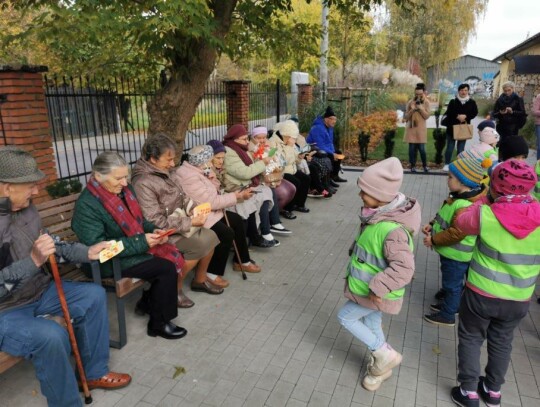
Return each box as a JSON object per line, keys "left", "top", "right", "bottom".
{"left": 72, "top": 151, "right": 187, "bottom": 340}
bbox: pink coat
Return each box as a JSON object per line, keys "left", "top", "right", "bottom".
{"left": 344, "top": 197, "right": 422, "bottom": 315}
{"left": 174, "top": 162, "right": 237, "bottom": 228}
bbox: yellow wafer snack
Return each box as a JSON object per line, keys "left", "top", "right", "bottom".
{"left": 193, "top": 202, "right": 211, "bottom": 217}
{"left": 99, "top": 240, "right": 124, "bottom": 263}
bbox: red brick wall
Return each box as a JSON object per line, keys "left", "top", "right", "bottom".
{"left": 225, "top": 80, "right": 250, "bottom": 130}
{"left": 297, "top": 84, "right": 313, "bottom": 119}
{"left": 0, "top": 69, "right": 57, "bottom": 202}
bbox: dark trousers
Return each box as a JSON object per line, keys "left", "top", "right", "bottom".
{"left": 246, "top": 212, "right": 259, "bottom": 240}
{"left": 408, "top": 143, "right": 427, "bottom": 167}
{"left": 283, "top": 171, "right": 310, "bottom": 210}
{"left": 210, "top": 211, "right": 251, "bottom": 275}
{"left": 260, "top": 195, "right": 281, "bottom": 234}
{"left": 439, "top": 255, "right": 469, "bottom": 320}
{"left": 330, "top": 149, "right": 343, "bottom": 177}
{"left": 496, "top": 123, "right": 518, "bottom": 139}
{"left": 444, "top": 132, "right": 466, "bottom": 164}
{"left": 457, "top": 287, "right": 530, "bottom": 392}
{"left": 122, "top": 257, "right": 178, "bottom": 329}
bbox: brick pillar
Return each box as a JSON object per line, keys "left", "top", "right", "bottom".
{"left": 224, "top": 80, "right": 250, "bottom": 130}
{"left": 0, "top": 65, "right": 57, "bottom": 202}
{"left": 297, "top": 84, "right": 313, "bottom": 119}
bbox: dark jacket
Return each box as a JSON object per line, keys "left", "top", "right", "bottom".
{"left": 71, "top": 186, "right": 155, "bottom": 277}
{"left": 1, "top": 203, "right": 89, "bottom": 312}
{"left": 443, "top": 98, "right": 478, "bottom": 136}
{"left": 493, "top": 92, "right": 526, "bottom": 131}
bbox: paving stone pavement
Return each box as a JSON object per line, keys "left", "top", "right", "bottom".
{"left": 1, "top": 168, "right": 539, "bottom": 407}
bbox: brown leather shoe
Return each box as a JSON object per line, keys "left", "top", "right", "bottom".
{"left": 208, "top": 276, "right": 229, "bottom": 288}
{"left": 233, "top": 262, "right": 261, "bottom": 273}
{"left": 177, "top": 290, "right": 195, "bottom": 308}
{"left": 81, "top": 372, "right": 132, "bottom": 391}
{"left": 191, "top": 280, "right": 224, "bottom": 295}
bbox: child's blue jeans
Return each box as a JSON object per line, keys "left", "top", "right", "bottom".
{"left": 337, "top": 300, "right": 385, "bottom": 351}
{"left": 439, "top": 255, "right": 469, "bottom": 320}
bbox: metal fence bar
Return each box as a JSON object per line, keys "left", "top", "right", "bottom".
{"left": 45, "top": 75, "right": 285, "bottom": 181}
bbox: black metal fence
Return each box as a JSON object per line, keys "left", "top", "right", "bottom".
{"left": 45, "top": 75, "right": 156, "bottom": 182}
{"left": 44, "top": 76, "right": 288, "bottom": 182}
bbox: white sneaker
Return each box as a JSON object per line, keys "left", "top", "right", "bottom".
{"left": 442, "top": 164, "right": 449, "bottom": 172}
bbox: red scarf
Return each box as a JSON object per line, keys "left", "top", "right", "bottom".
{"left": 86, "top": 177, "right": 184, "bottom": 272}
{"left": 223, "top": 139, "right": 260, "bottom": 187}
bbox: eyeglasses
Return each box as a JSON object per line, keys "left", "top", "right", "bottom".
{"left": 237, "top": 136, "right": 249, "bottom": 142}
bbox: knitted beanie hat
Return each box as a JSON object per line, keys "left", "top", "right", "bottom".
{"left": 477, "top": 119, "right": 495, "bottom": 132}
{"left": 491, "top": 159, "right": 537, "bottom": 196}
{"left": 357, "top": 157, "right": 403, "bottom": 202}
{"left": 449, "top": 157, "right": 490, "bottom": 188}
{"left": 323, "top": 106, "right": 336, "bottom": 118}
{"left": 0, "top": 147, "right": 45, "bottom": 183}
{"left": 187, "top": 145, "right": 214, "bottom": 167}
{"left": 274, "top": 120, "right": 299, "bottom": 138}
{"left": 207, "top": 140, "right": 225, "bottom": 155}
{"left": 251, "top": 126, "right": 268, "bottom": 138}
{"left": 498, "top": 135, "right": 529, "bottom": 161}
{"left": 458, "top": 148, "right": 483, "bottom": 161}
{"left": 479, "top": 127, "right": 499, "bottom": 145}
{"left": 224, "top": 124, "right": 248, "bottom": 141}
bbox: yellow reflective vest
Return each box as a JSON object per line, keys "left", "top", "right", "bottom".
{"left": 347, "top": 221, "right": 413, "bottom": 300}
{"left": 467, "top": 205, "right": 540, "bottom": 301}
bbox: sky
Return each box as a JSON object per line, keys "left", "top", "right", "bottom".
{"left": 465, "top": 0, "right": 540, "bottom": 60}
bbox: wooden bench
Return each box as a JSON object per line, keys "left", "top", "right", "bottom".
{"left": 0, "top": 193, "right": 145, "bottom": 374}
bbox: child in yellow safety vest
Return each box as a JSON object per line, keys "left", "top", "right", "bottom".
{"left": 337, "top": 157, "right": 421, "bottom": 392}
{"left": 422, "top": 157, "right": 489, "bottom": 327}
{"left": 450, "top": 159, "right": 540, "bottom": 407}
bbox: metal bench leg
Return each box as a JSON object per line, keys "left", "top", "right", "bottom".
{"left": 109, "top": 296, "right": 127, "bottom": 349}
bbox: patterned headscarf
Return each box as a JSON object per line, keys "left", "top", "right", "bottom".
{"left": 188, "top": 145, "right": 214, "bottom": 167}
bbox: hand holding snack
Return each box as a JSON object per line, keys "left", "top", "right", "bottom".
{"left": 98, "top": 240, "right": 125, "bottom": 263}
{"left": 88, "top": 241, "right": 112, "bottom": 261}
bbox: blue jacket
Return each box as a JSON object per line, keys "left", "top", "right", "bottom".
{"left": 306, "top": 116, "right": 335, "bottom": 154}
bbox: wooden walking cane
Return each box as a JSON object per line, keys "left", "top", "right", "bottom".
{"left": 48, "top": 254, "right": 93, "bottom": 404}
{"left": 222, "top": 211, "right": 247, "bottom": 280}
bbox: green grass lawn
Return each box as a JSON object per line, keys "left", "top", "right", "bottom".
{"left": 343, "top": 127, "right": 455, "bottom": 168}
{"left": 369, "top": 127, "right": 437, "bottom": 162}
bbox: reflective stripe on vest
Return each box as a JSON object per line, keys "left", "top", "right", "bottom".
{"left": 467, "top": 206, "right": 540, "bottom": 300}
{"left": 347, "top": 221, "right": 412, "bottom": 300}
{"left": 432, "top": 199, "right": 476, "bottom": 261}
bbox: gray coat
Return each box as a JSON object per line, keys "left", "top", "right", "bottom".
{"left": 0, "top": 202, "right": 89, "bottom": 312}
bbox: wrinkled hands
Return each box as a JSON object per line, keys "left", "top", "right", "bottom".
{"left": 190, "top": 213, "right": 208, "bottom": 227}
{"left": 31, "top": 234, "right": 56, "bottom": 267}
{"left": 87, "top": 241, "right": 113, "bottom": 260}
{"left": 235, "top": 188, "right": 254, "bottom": 201}
{"left": 145, "top": 232, "right": 168, "bottom": 248}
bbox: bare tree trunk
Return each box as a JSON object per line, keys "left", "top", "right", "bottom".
{"left": 147, "top": 46, "right": 217, "bottom": 150}
{"left": 147, "top": 0, "right": 237, "bottom": 150}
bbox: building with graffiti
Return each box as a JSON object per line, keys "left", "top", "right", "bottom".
{"left": 426, "top": 54, "right": 500, "bottom": 99}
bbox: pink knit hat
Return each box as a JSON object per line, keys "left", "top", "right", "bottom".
{"left": 357, "top": 157, "right": 403, "bottom": 202}
{"left": 479, "top": 127, "right": 499, "bottom": 145}
{"left": 491, "top": 159, "right": 537, "bottom": 196}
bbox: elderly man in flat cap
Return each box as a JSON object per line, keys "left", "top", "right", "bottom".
{"left": 0, "top": 147, "right": 131, "bottom": 406}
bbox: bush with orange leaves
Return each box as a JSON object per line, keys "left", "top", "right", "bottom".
{"left": 347, "top": 110, "right": 398, "bottom": 154}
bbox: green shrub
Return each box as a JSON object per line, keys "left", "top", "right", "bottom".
{"left": 475, "top": 98, "right": 496, "bottom": 118}
{"left": 432, "top": 128, "right": 446, "bottom": 165}
{"left": 46, "top": 179, "right": 82, "bottom": 198}
{"left": 520, "top": 116, "right": 535, "bottom": 146}
{"left": 384, "top": 130, "right": 396, "bottom": 159}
